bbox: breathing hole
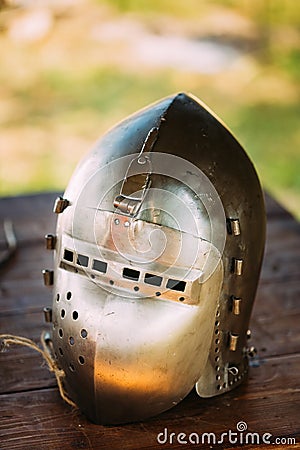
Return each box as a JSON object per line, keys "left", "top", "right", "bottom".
{"left": 123, "top": 267, "right": 140, "bottom": 281}
{"left": 81, "top": 329, "right": 88, "bottom": 338}
{"left": 179, "top": 297, "right": 185, "bottom": 302}
{"left": 59, "top": 347, "right": 63, "bottom": 356}
{"left": 134, "top": 286, "right": 139, "bottom": 292}
{"left": 56, "top": 293, "right": 60, "bottom": 302}
{"left": 72, "top": 311, "right": 79, "bottom": 320}
{"left": 69, "top": 336, "right": 75, "bottom": 345}
{"left": 69, "top": 363, "right": 75, "bottom": 372}
{"left": 109, "top": 280, "right": 114, "bottom": 285}
{"left": 58, "top": 328, "right": 63, "bottom": 338}
{"left": 155, "top": 292, "right": 161, "bottom": 297}
{"left": 66, "top": 291, "right": 72, "bottom": 300}
{"left": 61, "top": 309, "right": 65, "bottom": 319}
{"left": 78, "top": 356, "right": 85, "bottom": 365}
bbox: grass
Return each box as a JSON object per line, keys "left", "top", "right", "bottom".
{"left": 231, "top": 103, "right": 300, "bottom": 217}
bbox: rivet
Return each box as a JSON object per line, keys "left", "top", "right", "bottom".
{"left": 42, "top": 269, "right": 54, "bottom": 286}
{"left": 53, "top": 196, "right": 70, "bottom": 214}
{"left": 43, "top": 307, "right": 52, "bottom": 323}
{"left": 45, "top": 234, "right": 56, "bottom": 250}
{"left": 229, "top": 332, "right": 239, "bottom": 351}
{"left": 232, "top": 258, "right": 243, "bottom": 275}
{"left": 247, "top": 346, "right": 257, "bottom": 358}
{"left": 231, "top": 296, "right": 242, "bottom": 315}
{"left": 227, "top": 218, "right": 241, "bottom": 236}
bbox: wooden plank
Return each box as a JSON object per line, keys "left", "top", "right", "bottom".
{"left": 251, "top": 279, "right": 300, "bottom": 356}
{"left": 0, "top": 193, "right": 58, "bottom": 245}
{"left": 0, "top": 242, "right": 52, "bottom": 315}
{"left": 0, "top": 353, "right": 299, "bottom": 449}
{"left": 261, "top": 218, "right": 300, "bottom": 283}
{"left": 0, "top": 192, "right": 299, "bottom": 449}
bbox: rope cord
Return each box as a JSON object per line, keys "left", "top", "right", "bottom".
{"left": 0, "top": 332, "right": 77, "bottom": 408}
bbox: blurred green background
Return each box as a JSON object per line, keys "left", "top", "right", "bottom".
{"left": 0, "top": 0, "right": 299, "bottom": 218}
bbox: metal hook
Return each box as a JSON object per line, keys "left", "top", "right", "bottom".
{"left": 113, "top": 127, "right": 159, "bottom": 216}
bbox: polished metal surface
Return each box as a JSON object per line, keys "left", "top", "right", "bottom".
{"left": 45, "top": 93, "right": 266, "bottom": 424}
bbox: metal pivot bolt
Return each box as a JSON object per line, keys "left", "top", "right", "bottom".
{"left": 227, "top": 218, "right": 241, "bottom": 236}
{"left": 232, "top": 258, "right": 243, "bottom": 275}
{"left": 247, "top": 346, "right": 257, "bottom": 358}
{"left": 231, "top": 296, "right": 242, "bottom": 315}
{"left": 42, "top": 269, "right": 54, "bottom": 286}
{"left": 45, "top": 234, "right": 56, "bottom": 250}
{"left": 229, "top": 333, "right": 239, "bottom": 351}
{"left": 43, "top": 307, "right": 52, "bottom": 323}
{"left": 53, "top": 197, "right": 70, "bottom": 214}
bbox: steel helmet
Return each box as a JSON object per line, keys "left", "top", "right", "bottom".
{"left": 43, "top": 93, "right": 265, "bottom": 424}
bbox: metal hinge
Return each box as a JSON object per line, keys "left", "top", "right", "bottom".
{"left": 113, "top": 127, "right": 158, "bottom": 216}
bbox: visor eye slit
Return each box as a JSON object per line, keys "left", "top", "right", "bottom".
{"left": 122, "top": 268, "right": 140, "bottom": 281}
{"left": 77, "top": 254, "right": 89, "bottom": 267}
{"left": 166, "top": 279, "right": 186, "bottom": 292}
{"left": 63, "top": 249, "right": 73, "bottom": 262}
{"left": 92, "top": 259, "right": 107, "bottom": 274}
{"left": 144, "top": 273, "right": 162, "bottom": 287}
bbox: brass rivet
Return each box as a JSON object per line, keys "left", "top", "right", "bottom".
{"left": 53, "top": 197, "right": 69, "bottom": 214}
{"left": 42, "top": 269, "right": 54, "bottom": 286}
{"left": 229, "top": 333, "right": 239, "bottom": 351}
{"left": 43, "top": 307, "right": 52, "bottom": 323}
{"left": 227, "top": 218, "right": 241, "bottom": 236}
{"left": 232, "top": 258, "right": 243, "bottom": 275}
{"left": 45, "top": 234, "right": 56, "bottom": 250}
{"left": 231, "top": 296, "right": 242, "bottom": 315}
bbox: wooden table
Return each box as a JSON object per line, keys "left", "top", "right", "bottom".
{"left": 0, "top": 192, "right": 299, "bottom": 449}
